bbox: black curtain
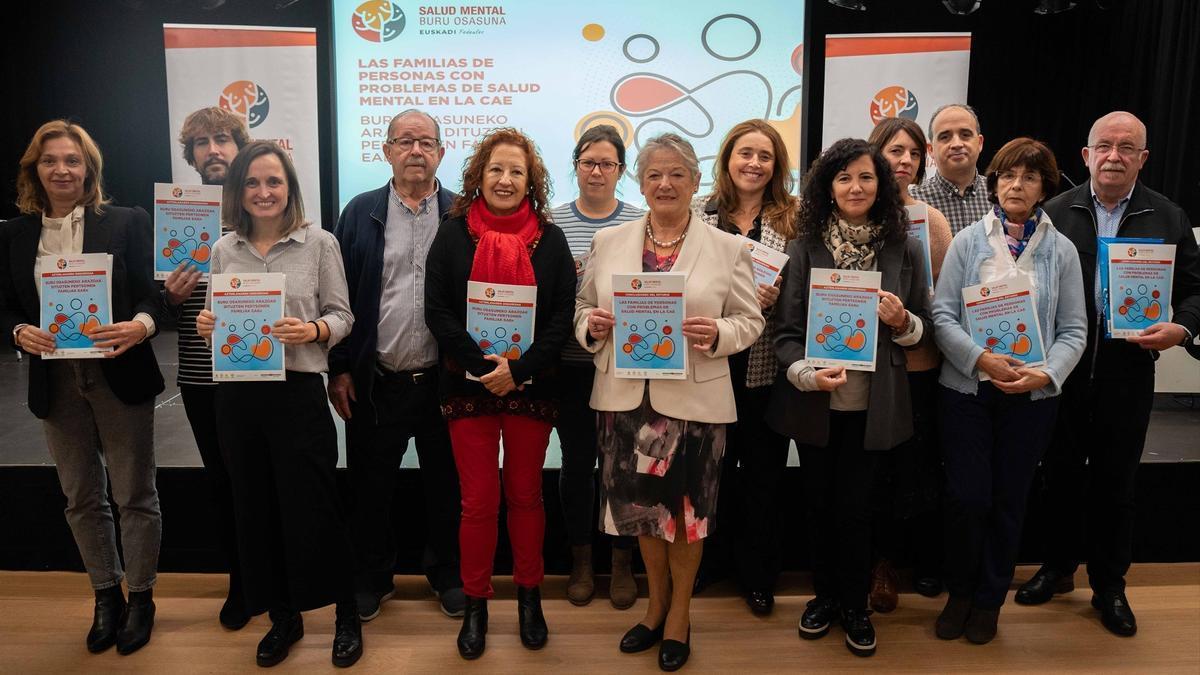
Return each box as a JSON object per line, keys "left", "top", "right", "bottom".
{"left": 804, "top": 0, "right": 1200, "bottom": 218}
{"left": 0, "top": 0, "right": 336, "bottom": 226}
{"left": 1, "top": 1, "right": 1196, "bottom": 222}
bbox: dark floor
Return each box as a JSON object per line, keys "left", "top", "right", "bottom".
{"left": 1, "top": 331, "right": 1198, "bottom": 467}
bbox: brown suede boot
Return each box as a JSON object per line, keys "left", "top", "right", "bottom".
{"left": 566, "top": 544, "right": 595, "bottom": 606}
{"left": 610, "top": 547, "right": 638, "bottom": 610}
{"left": 869, "top": 559, "right": 899, "bottom": 613}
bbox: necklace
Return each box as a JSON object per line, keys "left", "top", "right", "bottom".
{"left": 645, "top": 214, "right": 688, "bottom": 248}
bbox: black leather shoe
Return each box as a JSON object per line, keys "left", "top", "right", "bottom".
{"left": 913, "top": 576, "right": 944, "bottom": 598}
{"left": 745, "top": 590, "right": 775, "bottom": 616}
{"left": 116, "top": 591, "right": 156, "bottom": 655}
{"left": 517, "top": 586, "right": 549, "bottom": 649}
{"left": 1015, "top": 568, "right": 1074, "bottom": 605}
{"left": 798, "top": 596, "right": 839, "bottom": 640}
{"left": 87, "top": 587, "right": 126, "bottom": 653}
{"left": 256, "top": 611, "right": 303, "bottom": 668}
{"left": 936, "top": 595, "right": 972, "bottom": 640}
{"left": 840, "top": 609, "right": 876, "bottom": 657}
{"left": 457, "top": 596, "right": 487, "bottom": 660}
{"left": 332, "top": 609, "right": 363, "bottom": 668}
{"left": 657, "top": 626, "right": 690, "bottom": 672}
{"left": 619, "top": 622, "right": 664, "bottom": 653}
{"left": 1092, "top": 591, "right": 1137, "bottom": 636}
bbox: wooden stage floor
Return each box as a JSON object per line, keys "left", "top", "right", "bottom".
{"left": 1, "top": 564, "right": 1196, "bottom": 673}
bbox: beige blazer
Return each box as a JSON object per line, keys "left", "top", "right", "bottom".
{"left": 574, "top": 212, "right": 764, "bottom": 423}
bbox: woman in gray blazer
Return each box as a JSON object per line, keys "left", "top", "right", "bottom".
{"left": 767, "top": 138, "right": 931, "bottom": 658}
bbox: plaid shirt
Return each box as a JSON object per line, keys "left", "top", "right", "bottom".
{"left": 911, "top": 171, "right": 990, "bottom": 236}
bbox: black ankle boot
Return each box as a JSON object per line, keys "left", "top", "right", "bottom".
{"left": 220, "top": 574, "right": 249, "bottom": 630}
{"left": 457, "top": 596, "right": 488, "bottom": 660}
{"left": 332, "top": 602, "right": 363, "bottom": 668}
{"left": 116, "top": 588, "right": 155, "bottom": 655}
{"left": 87, "top": 586, "right": 126, "bottom": 653}
{"left": 517, "top": 586, "right": 549, "bottom": 650}
{"left": 257, "top": 609, "right": 303, "bottom": 668}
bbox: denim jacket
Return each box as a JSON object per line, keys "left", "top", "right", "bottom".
{"left": 932, "top": 211, "right": 1087, "bottom": 400}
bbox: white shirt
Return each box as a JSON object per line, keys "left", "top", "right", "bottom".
{"left": 977, "top": 209, "right": 1050, "bottom": 290}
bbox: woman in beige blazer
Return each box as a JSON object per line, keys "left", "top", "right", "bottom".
{"left": 574, "top": 133, "right": 763, "bottom": 671}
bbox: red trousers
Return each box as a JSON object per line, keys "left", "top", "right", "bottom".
{"left": 448, "top": 414, "right": 551, "bottom": 598}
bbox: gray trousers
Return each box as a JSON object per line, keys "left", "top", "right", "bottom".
{"left": 43, "top": 360, "right": 161, "bottom": 592}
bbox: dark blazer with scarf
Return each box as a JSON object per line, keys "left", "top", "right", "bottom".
{"left": 328, "top": 181, "right": 458, "bottom": 413}
{"left": 0, "top": 206, "right": 165, "bottom": 418}
{"left": 766, "top": 234, "right": 931, "bottom": 451}
{"left": 424, "top": 211, "right": 576, "bottom": 415}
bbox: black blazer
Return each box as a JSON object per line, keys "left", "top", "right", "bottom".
{"left": 766, "top": 235, "right": 932, "bottom": 451}
{"left": 0, "top": 206, "right": 166, "bottom": 418}
{"left": 424, "top": 214, "right": 576, "bottom": 402}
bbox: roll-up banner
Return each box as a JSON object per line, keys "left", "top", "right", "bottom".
{"left": 821, "top": 32, "right": 971, "bottom": 151}
{"left": 164, "top": 24, "right": 324, "bottom": 227}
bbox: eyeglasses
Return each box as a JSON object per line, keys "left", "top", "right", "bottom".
{"left": 575, "top": 159, "right": 621, "bottom": 175}
{"left": 1090, "top": 143, "right": 1144, "bottom": 158}
{"left": 388, "top": 137, "right": 439, "bottom": 152}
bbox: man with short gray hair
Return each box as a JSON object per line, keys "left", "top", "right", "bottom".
{"left": 328, "top": 109, "right": 465, "bottom": 621}
{"left": 1016, "top": 111, "right": 1200, "bottom": 637}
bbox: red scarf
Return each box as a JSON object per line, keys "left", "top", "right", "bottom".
{"left": 466, "top": 197, "right": 541, "bottom": 285}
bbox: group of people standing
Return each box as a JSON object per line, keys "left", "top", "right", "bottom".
{"left": 1, "top": 102, "right": 1196, "bottom": 670}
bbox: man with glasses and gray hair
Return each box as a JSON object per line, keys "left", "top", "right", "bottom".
{"left": 328, "top": 109, "right": 465, "bottom": 621}
{"left": 1016, "top": 111, "right": 1200, "bottom": 637}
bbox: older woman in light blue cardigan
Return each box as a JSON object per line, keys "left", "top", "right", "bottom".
{"left": 930, "top": 138, "right": 1086, "bottom": 646}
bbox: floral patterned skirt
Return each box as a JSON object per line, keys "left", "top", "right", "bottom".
{"left": 597, "top": 385, "right": 726, "bottom": 543}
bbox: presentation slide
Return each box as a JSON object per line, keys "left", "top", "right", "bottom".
{"left": 333, "top": 1, "right": 805, "bottom": 212}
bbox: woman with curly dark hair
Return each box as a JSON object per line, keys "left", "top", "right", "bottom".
{"left": 766, "top": 138, "right": 932, "bottom": 657}
{"left": 424, "top": 128, "right": 576, "bottom": 660}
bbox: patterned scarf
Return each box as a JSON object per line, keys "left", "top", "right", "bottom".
{"left": 466, "top": 197, "right": 541, "bottom": 285}
{"left": 996, "top": 205, "right": 1041, "bottom": 260}
{"left": 823, "top": 216, "right": 883, "bottom": 271}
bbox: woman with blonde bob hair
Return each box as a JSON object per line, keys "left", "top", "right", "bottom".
{"left": 2, "top": 120, "right": 165, "bottom": 655}
{"left": 692, "top": 119, "right": 798, "bottom": 616}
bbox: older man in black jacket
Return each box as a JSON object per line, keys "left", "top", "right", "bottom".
{"left": 1016, "top": 111, "right": 1200, "bottom": 637}
{"left": 329, "top": 109, "right": 465, "bottom": 621}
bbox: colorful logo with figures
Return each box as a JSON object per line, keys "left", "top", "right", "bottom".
{"left": 620, "top": 318, "right": 676, "bottom": 362}
{"left": 48, "top": 297, "right": 102, "bottom": 340}
{"left": 162, "top": 226, "right": 213, "bottom": 269}
{"left": 219, "top": 80, "right": 270, "bottom": 129}
{"left": 484, "top": 287, "right": 496, "bottom": 298}
{"left": 352, "top": 1, "right": 405, "bottom": 42}
{"left": 1117, "top": 284, "right": 1163, "bottom": 324}
{"left": 171, "top": 186, "right": 183, "bottom": 198}
{"left": 220, "top": 318, "right": 276, "bottom": 363}
{"left": 829, "top": 272, "right": 841, "bottom": 284}
{"left": 476, "top": 326, "right": 524, "bottom": 359}
{"left": 1127, "top": 247, "right": 1138, "bottom": 257}
{"left": 630, "top": 278, "right": 643, "bottom": 290}
{"left": 56, "top": 258, "right": 67, "bottom": 270}
{"left": 983, "top": 320, "right": 1034, "bottom": 356}
{"left": 815, "top": 311, "right": 869, "bottom": 353}
{"left": 869, "top": 85, "right": 918, "bottom": 125}
{"left": 229, "top": 277, "right": 242, "bottom": 289}
{"left": 979, "top": 286, "right": 991, "bottom": 298}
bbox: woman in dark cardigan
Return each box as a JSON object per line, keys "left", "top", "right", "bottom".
{"left": 424, "top": 127, "right": 576, "bottom": 660}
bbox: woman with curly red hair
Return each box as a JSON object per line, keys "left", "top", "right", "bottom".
{"left": 424, "top": 128, "right": 576, "bottom": 660}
